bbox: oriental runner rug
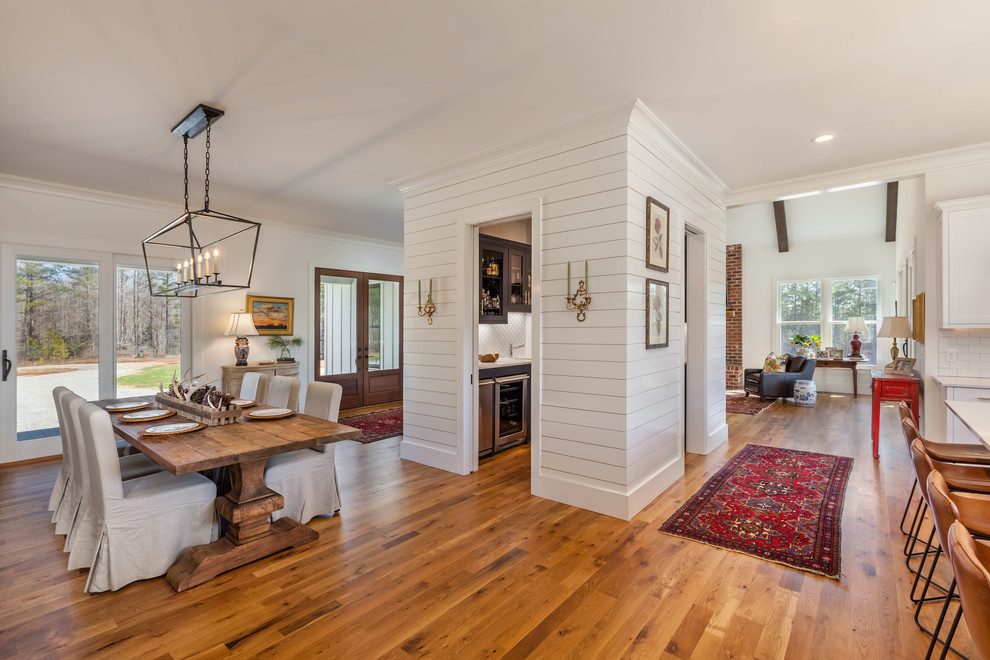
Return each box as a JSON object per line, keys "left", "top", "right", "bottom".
{"left": 659, "top": 444, "right": 853, "bottom": 579}
{"left": 725, "top": 389, "right": 778, "bottom": 416}
{"left": 340, "top": 408, "right": 403, "bottom": 444}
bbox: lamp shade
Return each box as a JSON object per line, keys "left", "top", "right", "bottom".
{"left": 224, "top": 312, "right": 259, "bottom": 337}
{"left": 843, "top": 316, "right": 868, "bottom": 334}
{"left": 877, "top": 315, "right": 912, "bottom": 339}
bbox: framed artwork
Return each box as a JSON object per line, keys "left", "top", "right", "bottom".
{"left": 891, "top": 357, "right": 917, "bottom": 375}
{"left": 646, "top": 278, "right": 669, "bottom": 349}
{"left": 830, "top": 348, "right": 845, "bottom": 360}
{"left": 246, "top": 295, "right": 294, "bottom": 335}
{"left": 646, "top": 196, "right": 670, "bottom": 272}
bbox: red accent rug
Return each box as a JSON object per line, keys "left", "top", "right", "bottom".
{"left": 726, "top": 389, "right": 778, "bottom": 415}
{"left": 340, "top": 408, "right": 403, "bottom": 444}
{"left": 659, "top": 444, "right": 853, "bottom": 579}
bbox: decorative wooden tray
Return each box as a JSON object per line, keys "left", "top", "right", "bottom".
{"left": 155, "top": 393, "right": 240, "bottom": 426}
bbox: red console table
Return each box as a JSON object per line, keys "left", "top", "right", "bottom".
{"left": 870, "top": 369, "right": 920, "bottom": 459}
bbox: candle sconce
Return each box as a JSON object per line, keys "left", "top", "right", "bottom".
{"left": 565, "top": 260, "right": 592, "bottom": 322}
{"left": 417, "top": 278, "right": 437, "bottom": 325}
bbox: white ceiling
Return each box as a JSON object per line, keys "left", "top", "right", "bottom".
{"left": 3, "top": 1, "right": 990, "bottom": 243}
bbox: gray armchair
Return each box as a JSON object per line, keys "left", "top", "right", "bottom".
{"left": 744, "top": 357, "right": 817, "bottom": 401}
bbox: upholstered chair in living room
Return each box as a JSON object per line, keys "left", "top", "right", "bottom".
{"left": 744, "top": 355, "right": 817, "bottom": 401}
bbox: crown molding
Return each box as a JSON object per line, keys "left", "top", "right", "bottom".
{"left": 0, "top": 172, "right": 402, "bottom": 250}
{"left": 726, "top": 141, "right": 990, "bottom": 207}
{"left": 627, "top": 99, "right": 729, "bottom": 207}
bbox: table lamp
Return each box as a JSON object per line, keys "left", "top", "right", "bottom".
{"left": 877, "top": 315, "right": 912, "bottom": 364}
{"left": 225, "top": 312, "right": 259, "bottom": 366}
{"left": 843, "top": 316, "right": 868, "bottom": 359}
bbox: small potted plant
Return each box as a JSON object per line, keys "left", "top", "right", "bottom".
{"left": 266, "top": 335, "right": 304, "bottom": 362}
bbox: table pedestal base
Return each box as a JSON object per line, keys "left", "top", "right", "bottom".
{"left": 166, "top": 517, "right": 317, "bottom": 591}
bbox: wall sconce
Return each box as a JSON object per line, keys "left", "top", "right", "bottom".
{"left": 418, "top": 279, "right": 437, "bottom": 325}
{"left": 565, "top": 260, "right": 591, "bottom": 322}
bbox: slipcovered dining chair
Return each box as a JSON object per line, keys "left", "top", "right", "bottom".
{"left": 76, "top": 401, "right": 219, "bottom": 593}
{"left": 239, "top": 372, "right": 268, "bottom": 404}
{"left": 51, "top": 389, "right": 161, "bottom": 542}
{"left": 265, "top": 381, "right": 343, "bottom": 524}
{"left": 268, "top": 375, "right": 300, "bottom": 411}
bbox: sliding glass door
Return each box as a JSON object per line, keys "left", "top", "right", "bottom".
{"left": 0, "top": 245, "right": 187, "bottom": 463}
{"left": 315, "top": 268, "right": 402, "bottom": 410}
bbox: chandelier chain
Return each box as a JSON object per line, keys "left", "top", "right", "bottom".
{"left": 182, "top": 136, "right": 189, "bottom": 213}
{"left": 204, "top": 117, "right": 212, "bottom": 211}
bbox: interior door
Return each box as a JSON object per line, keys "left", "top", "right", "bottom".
{"left": 315, "top": 268, "right": 402, "bottom": 410}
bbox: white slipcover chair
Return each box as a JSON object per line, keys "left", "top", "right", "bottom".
{"left": 239, "top": 371, "right": 268, "bottom": 403}
{"left": 76, "top": 401, "right": 219, "bottom": 593}
{"left": 60, "top": 392, "right": 163, "bottom": 568}
{"left": 52, "top": 390, "right": 161, "bottom": 540}
{"left": 265, "top": 381, "right": 343, "bottom": 524}
{"left": 268, "top": 375, "right": 300, "bottom": 411}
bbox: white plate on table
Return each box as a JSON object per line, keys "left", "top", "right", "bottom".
{"left": 244, "top": 408, "right": 295, "bottom": 420}
{"left": 104, "top": 401, "right": 151, "bottom": 412}
{"left": 119, "top": 409, "right": 175, "bottom": 422}
{"left": 230, "top": 399, "right": 256, "bottom": 408}
{"left": 140, "top": 421, "right": 206, "bottom": 436}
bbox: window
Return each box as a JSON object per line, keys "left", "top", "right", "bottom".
{"left": 115, "top": 265, "right": 182, "bottom": 397}
{"left": 777, "top": 277, "right": 879, "bottom": 364}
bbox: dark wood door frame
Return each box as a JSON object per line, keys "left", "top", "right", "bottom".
{"left": 314, "top": 268, "right": 403, "bottom": 410}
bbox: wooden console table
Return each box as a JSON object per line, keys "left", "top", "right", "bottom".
{"left": 815, "top": 359, "right": 861, "bottom": 397}
{"left": 221, "top": 361, "right": 299, "bottom": 402}
{"left": 870, "top": 369, "right": 921, "bottom": 460}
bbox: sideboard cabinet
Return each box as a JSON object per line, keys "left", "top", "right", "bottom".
{"left": 221, "top": 361, "right": 300, "bottom": 403}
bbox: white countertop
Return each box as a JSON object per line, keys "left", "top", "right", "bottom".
{"left": 935, "top": 375, "right": 990, "bottom": 389}
{"left": 945, "top": 400, "right": 990, "bottom": 448}
{"left": 479, "top": 357, "right": 531, "bottom": 368}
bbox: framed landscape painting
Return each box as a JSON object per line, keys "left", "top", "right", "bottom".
{"left": 646, "top": 278, "right": 669, "bottom": 349}
{"left": 246, "top": 295, "right": 293, "bottom": 335}
{"left": 646, "top": 196, "right": 670, "bottom": 272}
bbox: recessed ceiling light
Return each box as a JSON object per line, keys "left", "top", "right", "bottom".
{"left": 812, "top": 134, "right": 835, "bottom": 143}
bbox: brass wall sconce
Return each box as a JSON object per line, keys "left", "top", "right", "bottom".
{"left": 418, "top": 278, "right": 437, "bottom": 325}
{"left": 565, "top": 260, "right": 591, "bottom": 322}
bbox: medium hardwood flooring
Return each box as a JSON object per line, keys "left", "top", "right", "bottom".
{"left": 0, "top": 393, "right": 978, "bottom": 658}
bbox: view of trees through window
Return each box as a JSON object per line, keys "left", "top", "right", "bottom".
{"left": 114, "top": 266, "right": 182, "bottom": 395}
{"left": 778, "top": 277, "right": 879, "bottom": 363}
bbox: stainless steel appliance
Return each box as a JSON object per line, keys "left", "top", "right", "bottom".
{"left": 494, "top": 373, "right": 528, "bottom": 450}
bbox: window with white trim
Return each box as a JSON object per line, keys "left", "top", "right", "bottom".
{"left": 776, "top": 277, "right": 879, "bottom": 364}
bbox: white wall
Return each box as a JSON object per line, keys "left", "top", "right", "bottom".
{"left": 396, "top": 100, "right": 727, "bottom": 520}
{"left": 727, "top": 184, "right": 897, "bottom": 395}
{"left": 0, "top": 176, "right": 402, "bottom": 408}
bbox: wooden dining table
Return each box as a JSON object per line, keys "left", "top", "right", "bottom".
{"left": 94, "top": 395, "right": 362, "bottom": 591}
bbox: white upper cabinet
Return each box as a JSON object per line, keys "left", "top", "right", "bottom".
{"left": 937, "top": 195, "right": 990, "bottom": 328}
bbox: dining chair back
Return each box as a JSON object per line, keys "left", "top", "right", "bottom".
{"left": 50, "top": 387, "right": 76, "bottom": 533}
{"left": 947, "top": 522, "right": 990, "bottom": 657}
{"left": 76, "top": 401, "right": 219, "bottom": 593}
{"left": 268, "top": 376, "right": 300, "bottom": 411}
{"left": 239, "top": 372, "right": 268, "bottom": 403}
{"left": 264, "top": 381, "right": 344, "bottom": 523}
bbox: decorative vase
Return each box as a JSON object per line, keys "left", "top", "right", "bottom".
{"left": 793, "top": 380, "right": 817, "bottom": 407}
{"left": 797, "top": 346, "right": 816, "bottom": 359}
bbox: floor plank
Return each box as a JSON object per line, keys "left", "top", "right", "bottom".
{"left": 0, "top": 393, "right": 977, "bottom": 658}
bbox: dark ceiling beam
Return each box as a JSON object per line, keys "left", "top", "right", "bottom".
{"left": 885, "top": 181, "right": 899, "bottom": 242}
{"left": 773, "top": 200, "right": 788, "bottom": 253}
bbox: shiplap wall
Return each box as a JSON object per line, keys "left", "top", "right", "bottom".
{"left": 397, "top": 100, "right": 727, "bottom": 519}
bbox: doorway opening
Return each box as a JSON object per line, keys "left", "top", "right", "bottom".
{"left": 684, "top": 225, "right": 707, "bottom": 454}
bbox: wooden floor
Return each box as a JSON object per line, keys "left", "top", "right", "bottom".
{"left": 0, "top": 393, "right": 978, "bottom": 658}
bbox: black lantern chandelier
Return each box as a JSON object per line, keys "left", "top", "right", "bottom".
{"left": 142, "top": 104, "right": 261, "bottom": 298}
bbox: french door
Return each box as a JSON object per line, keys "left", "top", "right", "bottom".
{"left": 314, "top": 268, "right": 402, "bottom": 410}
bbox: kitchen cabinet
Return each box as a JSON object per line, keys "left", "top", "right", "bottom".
{"left": 479, "top": 234, "right": 531, "bottom": 324}
{"left": 944, "top": 385, "right": 990, "bottom": 444}
{"left": 937, "top": 195, "right": 990, "bottom": 328}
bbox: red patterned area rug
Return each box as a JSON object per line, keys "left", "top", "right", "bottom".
{"left": 726, "top": 389, "right": 778, "bottom": 415}
{"left": 340, "top": 408, "right": 402, "bottom": 444}
{"left": 659, "top": 444, "right": 853, "bottom": 579}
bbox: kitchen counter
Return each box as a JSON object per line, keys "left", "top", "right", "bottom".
{"left": 479, "top": 357, "right": 531, "bottom": 370}
{"left": 479, "top": 358, "right": 530, "bottom": 380}
{"left": 935, "top": 375, "right": 990, "bottom": 388}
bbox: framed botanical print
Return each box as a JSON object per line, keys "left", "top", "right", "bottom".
{"left": 646, "top": 278, "right": 669, "bottom": 349}
{"left": 646, "top": 196, "right": 670, "bottom": 272}
{"left": 246, "top": 295, "right": 294, "bottom": 335}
